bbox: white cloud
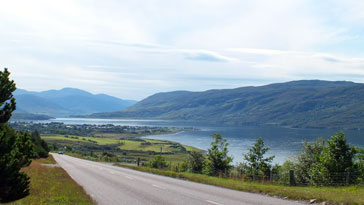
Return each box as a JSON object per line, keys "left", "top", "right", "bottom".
{"left": 0, "top": 0, "right": 364, "bottom": 100}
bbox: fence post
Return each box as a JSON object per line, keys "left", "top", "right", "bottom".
{"left": 346, "top": 172, "right": 350, "bottom": 185}
{"left": 289, "top": 170, "right": 296, "bottom": 186}
{"left": 137, "top": 157, "right": 140, "bottom": 167}
{"left": 270, "top": 169, "right": 273, "bottom": 182}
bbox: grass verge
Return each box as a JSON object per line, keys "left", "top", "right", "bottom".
{"left": 115, "top": 164, "right": 364, "bottom": 204}
{"left": 8, "top": 155, "right": 94, "bottom": 205}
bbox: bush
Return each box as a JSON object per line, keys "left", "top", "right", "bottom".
{"left": 294, "top": 138, "right": 325, "bottom": 185}
{"left": 30, "top": 130, "right": 49, "bottom": 158}
{"left": 279, "top": 160, "right": 295, "bottom": 185}
{"left": 282, "top": 132, "right": 361, "bottom": 186}
{"left": 151, "top": 155, "right": 168, "bottom": 169}
{"left": 187, "top": 151, "right": 205, "bottom": 173}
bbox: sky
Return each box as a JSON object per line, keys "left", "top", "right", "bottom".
{"left": 1, "top": 0, "right": 364, "bottom": 100}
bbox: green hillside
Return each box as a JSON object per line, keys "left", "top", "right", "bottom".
{"left": 88, "top": 80, "right": 364, "bottom": 129}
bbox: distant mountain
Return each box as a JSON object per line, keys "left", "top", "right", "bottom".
{"left": 88, "top": 80, "right": 364, "bottom": 129}
{"left": 13, "top": 88, "right": 137, "bottom": 117}
{"left": 11, "top": 113, "right": 54, "bottom": 121}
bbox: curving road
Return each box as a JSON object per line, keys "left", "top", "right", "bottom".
{"left": 52, "top": 154, "right": 302, "bottom": 205}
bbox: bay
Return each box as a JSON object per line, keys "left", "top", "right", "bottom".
{"left": 39, "top": 118, "right": 364, "bottom": 165}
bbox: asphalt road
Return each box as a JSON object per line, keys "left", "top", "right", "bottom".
{"left": 52, "top": 154, "right": 303, "bottom": 205}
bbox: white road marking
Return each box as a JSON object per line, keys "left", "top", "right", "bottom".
{"left": 206, "top": 200, "right": 223, "bottom": 205}
{"left": 152, "top": 184, "right": 166, "bottom": 189}
{"left": 125, "top": 175, "right": 133, "bottom": 179}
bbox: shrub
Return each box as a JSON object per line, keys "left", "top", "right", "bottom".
{"left": 151, "top": 155, "right": 168, "bottom": 169}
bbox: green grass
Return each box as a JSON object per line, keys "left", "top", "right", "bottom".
{"left": 35, "top": 156, "right": 57, "bottom": 164}
{"left": 42, "top": 134, "right": 200, "bottom": 154}
{"left": 118, "top": 138, "right": 200, "bottom": 153}
{"left": 42, "top": 135, "right": 118, "bottom": 145}
{"left": 8, "top": 156, "right": 94, "bottom": 205}
{"left": 115, "top": 164, "right": 364, "bottom": 204}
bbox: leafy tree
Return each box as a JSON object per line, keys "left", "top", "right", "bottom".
{"left": 205, "top": 133, "right": 233, "bottom": 176}
{"left": 151, "top": 155, "right": 168, "bottom": 169}
{"left": 187, "top": 151, "right": 205, "bottom": 173}
{"left": 243, "top": 137, "right": 274, "bottom": 178}
{"left": 320, "top": 131, "right": 356, "bottom": 184}
{"left": 278, "top": 160, "right": 295, "bottom": 185}
{"left": 0, "top": 68, "right": 34, "bottom": 202}
{"left": 356, "top": 147, "right": 364, "bottom": 181}
{"left": 294, "top": 138, "right": 325, "bottom": 185}
{"left": 287, "top": 132, "right": 360, "bottom": 185}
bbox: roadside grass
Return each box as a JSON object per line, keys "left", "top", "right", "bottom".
{"left": 8, "top": 155, "right": 94, "bottom": 205}
{"left": 115, "top": 164, "right": 364, "bottom": 204}
{"left": 65, "top": 150, "right": 190, "bottom": 164}
{"left": 35, "top": 155, "right": 57, "bottom": 164}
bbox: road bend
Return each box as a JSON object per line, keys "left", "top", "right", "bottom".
{"left": 52, "top": 154, "right": 302, "bottom": 205}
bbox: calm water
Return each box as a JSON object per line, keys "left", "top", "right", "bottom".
{"left": 39, "top": 118, "right": 364, "bottom": 165}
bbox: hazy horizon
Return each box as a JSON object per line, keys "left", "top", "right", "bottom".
{"left": 16, "top": 78, "right": 360, "bottom": 101}
{"left": 1, "top": 1, "right": 364, "bottom": 100}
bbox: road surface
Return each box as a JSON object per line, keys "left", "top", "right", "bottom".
{"left": 52, "top": 154, "right": 303, "bottom": 205}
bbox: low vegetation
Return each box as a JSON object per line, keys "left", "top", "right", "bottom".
{"left": 41, "top": 134, "right": 200, "bottom": 164}
{"left": 116, "top": 131, "right": 364, "bottom": 204}
{"left": 7, "top": 155, "right": 94, "bottom": 205}
{"left": 115, "top": 163, "right": 364, "bottom": 204}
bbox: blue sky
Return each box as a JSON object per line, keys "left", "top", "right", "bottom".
{"left": 1, "top": 0, "right": 364, "bottom": 100}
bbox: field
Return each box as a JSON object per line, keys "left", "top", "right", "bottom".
{"left": 42, "top": 134, "right": 201, "bottom": 163}
{"left": 8, "top": 155, "right": 94, "bottom": 205}
{"left": 115, "top": 164, "right": 364, "bottom": 204}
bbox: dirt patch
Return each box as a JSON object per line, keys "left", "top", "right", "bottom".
{"left": 40, "top": 163, "right": 60, "bottom": 167}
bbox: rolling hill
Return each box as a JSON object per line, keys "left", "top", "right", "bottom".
{"left": 88, "top": 80, "right": 364, "bottom": 129}
{"left": 13, "top": 88, "right": 137, "bottom": 118}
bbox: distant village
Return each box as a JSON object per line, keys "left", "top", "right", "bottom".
{"left": 9, "top": 121, "right": 193, "bottom": 137}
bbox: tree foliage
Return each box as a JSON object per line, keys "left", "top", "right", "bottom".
{"left": 187, "top": 151, "right": 205, "bottom": 173}
{"left": 319, "top": 131, "right": 357, "bottom": 184}
{"left": 30, "top": 130, "right": 50, "bottom": 158}
{"left": 0, "top": 68, "right": 34, "bottom": 202}
{"left": 205, "top": 133, "right": 233, "bottom": 176}
{"left": 243, "top": 137, "right": 274, "bottom": 177}
{"left": 151, "top": 155, "right": 168, "bottom": 169}
{"left": 281, "top": 132, "right": 362, "bottom": 186}
{"left": 0, "top": 68, "right": 16, "bottom": 123}
{"left": 294, "top": 138, "right": 325, "bottom": 185}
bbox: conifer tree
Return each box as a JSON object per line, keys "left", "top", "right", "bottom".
{"left": 0, "top": 68, "right": 34, "bottom": 202}
{"left": 206, "top": 133, "right": 233, "bottom": 176}
{"left": 243, "top": 137, "right": 274, "bottom": 177}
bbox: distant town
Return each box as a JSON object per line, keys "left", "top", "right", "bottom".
{"left": 9, "top": 121, "right": 194, "bottom": 137}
